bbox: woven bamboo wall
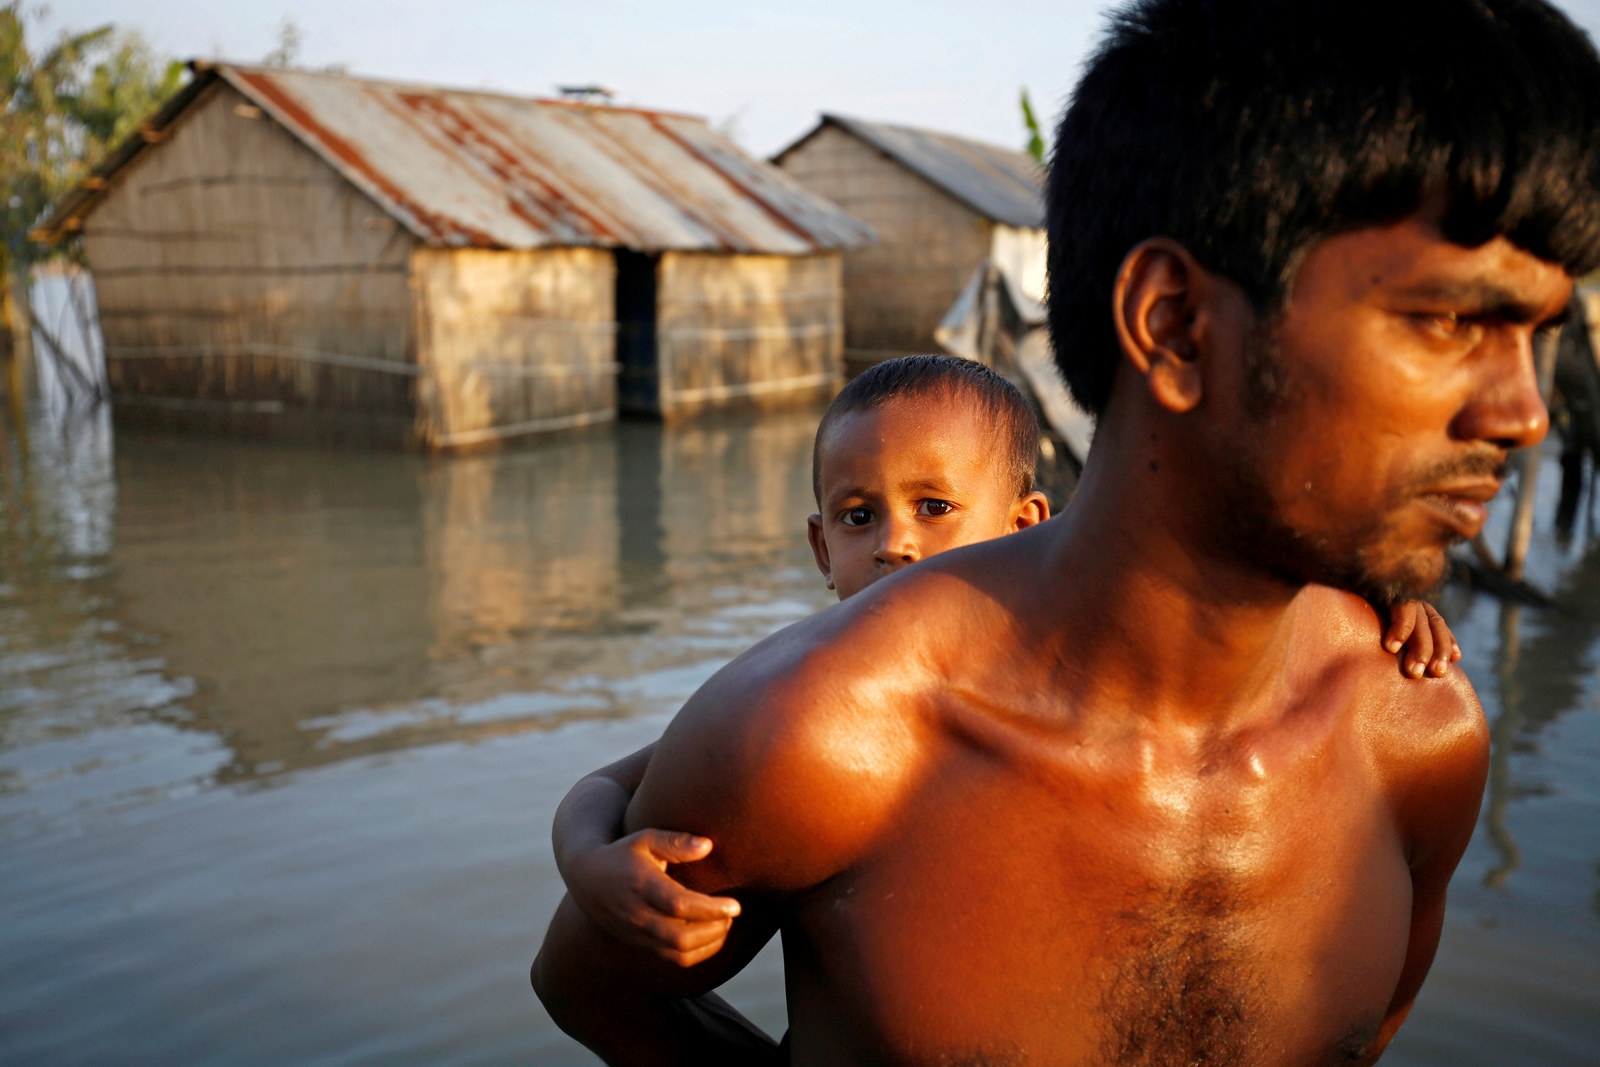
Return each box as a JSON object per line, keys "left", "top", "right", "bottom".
{"left": 776, "top": 125, "right": 992, "bottom": 367}
{"left": 655, "top": 251, "right": 842, "bottom": 419}
{"left": 82, "top": 81, "right": 419, "bottom": 441}
{"left": 411, "top": 247, "right": 616, "bottom": 450}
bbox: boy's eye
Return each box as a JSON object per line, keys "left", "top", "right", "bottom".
{"left": 918, "top": 499, "right": 956, "bottom": 517}
{"left": 841, "top": 506, "right": 874, "bottom": 527}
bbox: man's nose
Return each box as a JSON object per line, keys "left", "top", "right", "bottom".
{"left": 873, "top": 517, "right": 920, "bottom": 566}
{"left": 1450, "top": 331, "right": 1551, "bottom": 452}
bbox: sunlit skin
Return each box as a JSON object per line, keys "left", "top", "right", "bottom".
{"left": 548, "top": 393, "right": 1458, "bottom": 972}
{"left": 534, "top": 214, "right": 1551, "bottom": 1065}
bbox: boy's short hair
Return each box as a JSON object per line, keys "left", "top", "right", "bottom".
{"left": 1048, "top": 0, "right": 1600, "bottom": 417}
{"left": 812, "top": 355, "right": 1040, "bottom": 505}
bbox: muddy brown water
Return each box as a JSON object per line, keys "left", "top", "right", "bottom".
{"left": 1, "top": 406, "right": 1596, "bottom": 1065}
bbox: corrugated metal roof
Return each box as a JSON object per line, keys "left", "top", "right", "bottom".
{"left": 36, "top": 63, "right": 874, "bottom": 255}
{"left": 779, "top": 114, "right": 1044, "bottom": 230}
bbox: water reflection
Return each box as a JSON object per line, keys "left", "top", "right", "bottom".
{"left": 1484, "top": 603, "right": 1527, "bottom": 890}
{"left": 1, "top": 405, "right": 830, "bottom": 810}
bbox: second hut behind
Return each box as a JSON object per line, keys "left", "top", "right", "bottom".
{"left": 774, "top": 114, "right": 1045, "bottom": 376}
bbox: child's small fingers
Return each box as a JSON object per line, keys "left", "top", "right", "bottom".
{"left": 640, "top": 914, "right": 732, "bottom": 954}
{"left": 1426, "top": 609, "right": 1455, "bottom": 676}
{"left": 634, "top": 829, "right": 714, "bottom": 865}
{"left": 1384, "top": 607, "right": 1417, "bottom": 653}
{"left": 661, "top": 937, "right": 729, "bottom": 969}
{"left": 1404, "top": 626, "right": 1433, "bottom": 678}
{"left": 641, "top": 878, "right": 740, "bottom": 921}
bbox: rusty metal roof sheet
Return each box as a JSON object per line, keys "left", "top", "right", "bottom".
{"left": 779, "top": 114, "right": 1044, "bottom": 230}
{"left": 36, "top": 63, "right": 874, "bottom": 255}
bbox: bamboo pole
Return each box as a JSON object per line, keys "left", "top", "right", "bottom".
{"left": 1503, "top": 328, "right": 1563, "bottom": 581}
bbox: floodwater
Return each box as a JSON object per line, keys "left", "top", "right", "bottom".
{"left": 1, "top": 405, "right": 1597, "bottom": 1066}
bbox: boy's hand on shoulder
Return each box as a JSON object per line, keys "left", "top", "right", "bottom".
{"left": 1383, "top": 600, "right": 1461, "bottom": 679}
{"left": 566, "top": 828, "right": 742, "bottom": 968}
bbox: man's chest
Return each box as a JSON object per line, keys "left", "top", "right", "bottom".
{"left": 782, "top": 746, "right": 1414, "bottom": 1066}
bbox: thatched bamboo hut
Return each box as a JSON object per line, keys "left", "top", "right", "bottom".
{"left": 773, "top": 115, "right": 1044, "bottom": 375}
{"left": 33, "top": 63, "right": 872, "bottom": 447}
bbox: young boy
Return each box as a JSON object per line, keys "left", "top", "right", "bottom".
{"left": 549, "top": 354, "right": 1459, "bottom": 967}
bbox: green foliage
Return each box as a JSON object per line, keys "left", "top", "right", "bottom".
{"left": 0, "top": 2, "right": 183, "bottom": 266}
{"left": 1020, "top": 87, "right": 1046, "bottom": 166}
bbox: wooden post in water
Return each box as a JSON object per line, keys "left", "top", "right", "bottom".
{"left": 1503, "top": 328, "right": 1563, "bottom": 581}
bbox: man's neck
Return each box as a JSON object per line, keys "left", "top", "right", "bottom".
{"left": 1035, "top": 434, "right": 1310, "bottom": 732}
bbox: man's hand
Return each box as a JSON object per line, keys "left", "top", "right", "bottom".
{"left": 1383, "top": 600, "right": 1461, "bottom": 679}
{"left": 567, "top": 829, "right": 742, "bottom": 968}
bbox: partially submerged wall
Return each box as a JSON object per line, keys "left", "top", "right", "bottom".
{"left": 82, "top": 81, "right": 419, "bottom": 442}
{"left": 654, "top": 251, "right": 842, "bottom": 418}
{"left": 412, "top": 247, "right": 616, "bottom": 449}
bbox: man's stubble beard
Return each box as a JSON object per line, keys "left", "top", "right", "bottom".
{"left": 1215, "top": 325, "right": 1459, "bottom": 607}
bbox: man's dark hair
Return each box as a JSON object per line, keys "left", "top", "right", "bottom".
{"left": 1047, "top": 0, "right": 1600, "bottom": 416}
{"left": 812, "top": 355, "right": 1040, "bottom": 504}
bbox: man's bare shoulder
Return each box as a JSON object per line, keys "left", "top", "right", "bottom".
{"left": 1298, "top": 587, "right": 1480, "bottom": 723}
{"left": 1297, "top": 586, "right": 1489, "bottom": 853}
{"left": 628, "top": 564, "right": 995, "bottom": 892}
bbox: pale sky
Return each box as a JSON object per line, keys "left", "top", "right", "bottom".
{"left": 37, "top": 0, "right": 1600, "bottom": 159}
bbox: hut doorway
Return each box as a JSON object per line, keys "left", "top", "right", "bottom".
{"left": 615, "top": 250, "right": 661, "bottom": 415}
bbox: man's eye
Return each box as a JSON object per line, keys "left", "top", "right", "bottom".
{"left": 918, "top": 499, "right": 956, "bottom": 517}
{"left": 841, "top": 507, "right": 874, "bottom": 527}
{"left": 1420, "top": 312, "right": 1483, "bottom": 342}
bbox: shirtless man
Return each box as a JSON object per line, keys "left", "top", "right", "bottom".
{"left": 534, "top": 1, "right": 1600, "bottom": 1063}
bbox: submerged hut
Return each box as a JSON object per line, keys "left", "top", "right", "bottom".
{"left": 33, "top": 63, "right": 872, "bottom": 448}
{"left": 773, "top": 114, "right": 1044, "bottom": 374}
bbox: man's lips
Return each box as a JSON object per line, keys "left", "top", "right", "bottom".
{"left": 1418, "top": 481, "right": 1501, "bottom": 538}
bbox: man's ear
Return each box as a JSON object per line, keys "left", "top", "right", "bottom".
{"left": 1010, "top": 491, "right": 1050, "bottom": 531}
{"left": 806, "top": 513, "right": 835, "bottom": 590}
{"left": 1111, "top": 238, "right": 1208, "bottom": 413}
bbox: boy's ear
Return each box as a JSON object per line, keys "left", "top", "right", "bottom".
{"left": 1011, "top": 491, "right": 1050, "bottom": 531}
{"left": 806, "top": 513, "right": 835, "bottom": 590}
{"left": 1111, "top": 237, "right": 1208, "bottom": 413}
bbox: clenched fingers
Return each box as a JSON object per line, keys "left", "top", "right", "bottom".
{"left": 637, "top": 912, "right": 734, "bottom": 966}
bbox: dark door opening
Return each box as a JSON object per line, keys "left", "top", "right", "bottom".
{"left": 615, "top": 250, "right": 661, "bottom": 415}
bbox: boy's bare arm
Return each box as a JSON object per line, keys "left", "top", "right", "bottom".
{"left": 551, "top": 744, "right": 653, "bottom": 879}
{"left": 552, "top": 742, "right": 742, "bottom": 966}
{"left": 534, "top": 703, "right": 793, "bottom": 1064}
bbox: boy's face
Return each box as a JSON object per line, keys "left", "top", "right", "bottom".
{"left": 807, "top": 394, "right": 1049, "bottom": 600}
